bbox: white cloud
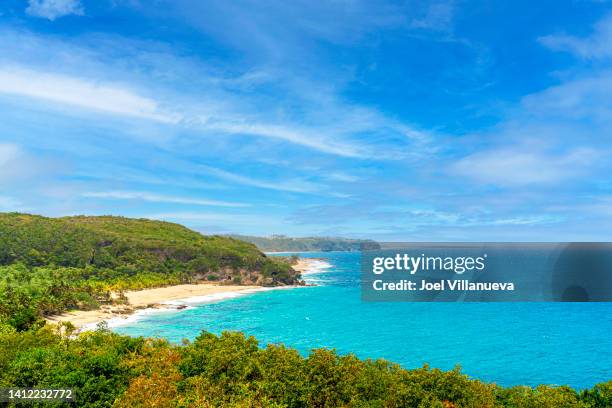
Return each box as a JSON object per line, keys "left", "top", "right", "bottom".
{"left": 0, "top": 66, "right": 180, "bottom": 123}
{"left": 0, "top": 29, "right": 435, "bottom": 160}
{"left": 327, "top": 172, "right": 359, "bottom": 182}
{"left": 206, "top": 121, "right": 370, "bottom": 158}
{"left": 450, "top": 15, "right": 612, "bottom": 189}
{"left": 81, "top": 190, "right": 249, "bottom": 208}
{"left": 163, "top": 0, "right": 406, "bottom": 58}
{"left": 487, "top": 216, "right": 560, "bottom": 226}
{"left": 225, "top": 115, "right": 432, "bottom": 160}
{"left": 0, "top": 62, "right": 425, "bottom": 159}
{"left": 452, "top": 147, "right": 598, "bottom": 186}
{"left": 26, "top": 0, "right": 84, "bottom": 21}
{"left": 199, "top": 165, "right": 322, "bottom": 194}
{"left": 539, "top": 14, "right": 612, "bottom": 59}
{"left": 522, "top": 74, "right": 612, "bottom": 121}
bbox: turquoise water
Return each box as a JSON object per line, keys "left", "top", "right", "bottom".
{"left": 114, "top": 251, "right": 612, "bottom": 389}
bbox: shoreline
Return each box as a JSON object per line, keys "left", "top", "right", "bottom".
{"left": 292, "top": 257, "right": 326, "bottom": 274}
{"left": 46, "top": 257, "right": 322, "bottom": 330}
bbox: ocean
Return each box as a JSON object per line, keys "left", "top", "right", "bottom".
{"left": 113, "top": 251, "right": 612, "bottom": 389}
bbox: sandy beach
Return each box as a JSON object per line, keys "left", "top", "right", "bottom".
{"left": 292, "top": 257, "right": 320, "bottom": 274}
{"left": 46, "top": 258, "right": 321, "bottom": 330}
{"left": 45, "top": 284, "right": 261, "bottom": 329}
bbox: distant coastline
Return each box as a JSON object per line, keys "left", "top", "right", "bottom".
{"left": 231, "top": 234, "right": 380, "bottom": 252}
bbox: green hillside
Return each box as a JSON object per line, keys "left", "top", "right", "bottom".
{"left": 0, "top": 213, "right": 300, "bottom": 330}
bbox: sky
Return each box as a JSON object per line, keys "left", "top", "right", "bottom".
{"left": 0, "top": 0, "right": 611, "bottom": 240}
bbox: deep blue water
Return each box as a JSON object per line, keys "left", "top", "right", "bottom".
{"left": 114, "top": 251, "right": 612, "bottom": 389}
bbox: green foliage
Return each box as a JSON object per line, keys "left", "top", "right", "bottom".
{"left": 0, "top": 328, "right": 607, "bottom": 408}
{"left": 495, "top": 385, "right": 585, "bottom": 407}
{"left": 0, "top": 213, "right": 300, "bottom": 331}
{"left": 0, "top": 326, "right": 143, "bottom": 407}
{"left": 579, "top": 381, "right": 612, "bottom": 408}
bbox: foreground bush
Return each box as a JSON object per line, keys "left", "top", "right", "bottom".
{"left": 0, "top": 326, "right": 609, "bottom": 407}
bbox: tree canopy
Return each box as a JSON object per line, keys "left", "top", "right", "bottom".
{"left": 0, "top": 327, "right": 609, "bottom": 407}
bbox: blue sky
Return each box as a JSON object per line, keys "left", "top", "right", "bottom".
{"left": 0, "top": 0, "right": 611, "bottom": 240}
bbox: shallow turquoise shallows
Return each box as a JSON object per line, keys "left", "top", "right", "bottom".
{"left": 114, "top": 251, "right": 612, "bottom": 389}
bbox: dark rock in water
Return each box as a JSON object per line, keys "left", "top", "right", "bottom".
{"left": 176, "top": 305, "right": 187, "bottom": 310}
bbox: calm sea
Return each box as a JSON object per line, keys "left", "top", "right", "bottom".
{"left": 114, "top": 251, "right": 612, "bottom": 389}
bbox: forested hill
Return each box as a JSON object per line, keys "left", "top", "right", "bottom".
{"left": 0, "top": 213, "right": 300, "bottom": 330}
{"left": 230, "top": 234, "right": 381, "bottom": 252}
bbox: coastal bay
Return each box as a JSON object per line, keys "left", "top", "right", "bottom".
{"left": 45, "top": 257, "right": 320, "bottom": 330}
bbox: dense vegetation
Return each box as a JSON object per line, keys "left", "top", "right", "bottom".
{"left": 230, "top": 234, "right": 381, "bottom": 252}
{"left": 0, "top": 326, "right": 609, "bottom": 407}
{"left": 0, "top": 213, "right": 300, "bottom": 331}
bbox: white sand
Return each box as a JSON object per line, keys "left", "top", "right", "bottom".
{"left": 46, "top": 258, "right": 322, "bottom": 330}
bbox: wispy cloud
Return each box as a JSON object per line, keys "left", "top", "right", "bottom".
{"left": 539, "top": 14, "right": 612, "bottom": 59}
{"left": 450, "top": 14, "right": 612, "bottom": 189}
{"left": 0, "top": 62, "right": 427, "bottom": 159}
{"left": 0, "top": 26, "right": 439, "bottom": 160}
{"left": 162, "top": 0, "right": 407, "bottom": 60}
{"left": 327, "top": 172, "right": 359, "bottom": 183}
{"left": 487, "top": 215, "right": 561, "bottom": 226}
{"left": 199, "top": 165, "right": 322, "bottom": 194}
{"left": 204, "top": 122, "right": 370, "bottom": 158}
{"left": 0, "top": 67, "right": 180, "bottom": 123}
{"left": 288, "top": 201, "right": 562, "bottom": 231}
{"left": 521, "top": 73, "right": 612, "bottom": 122}
{"left": 452, "top": 146, "right": 598, "bottom": 186}
{"left": 26, "top": 0, "right": 84, "bottom": 21}
{"left": 81, "top": 190, "right": 249, "bottom": 208}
